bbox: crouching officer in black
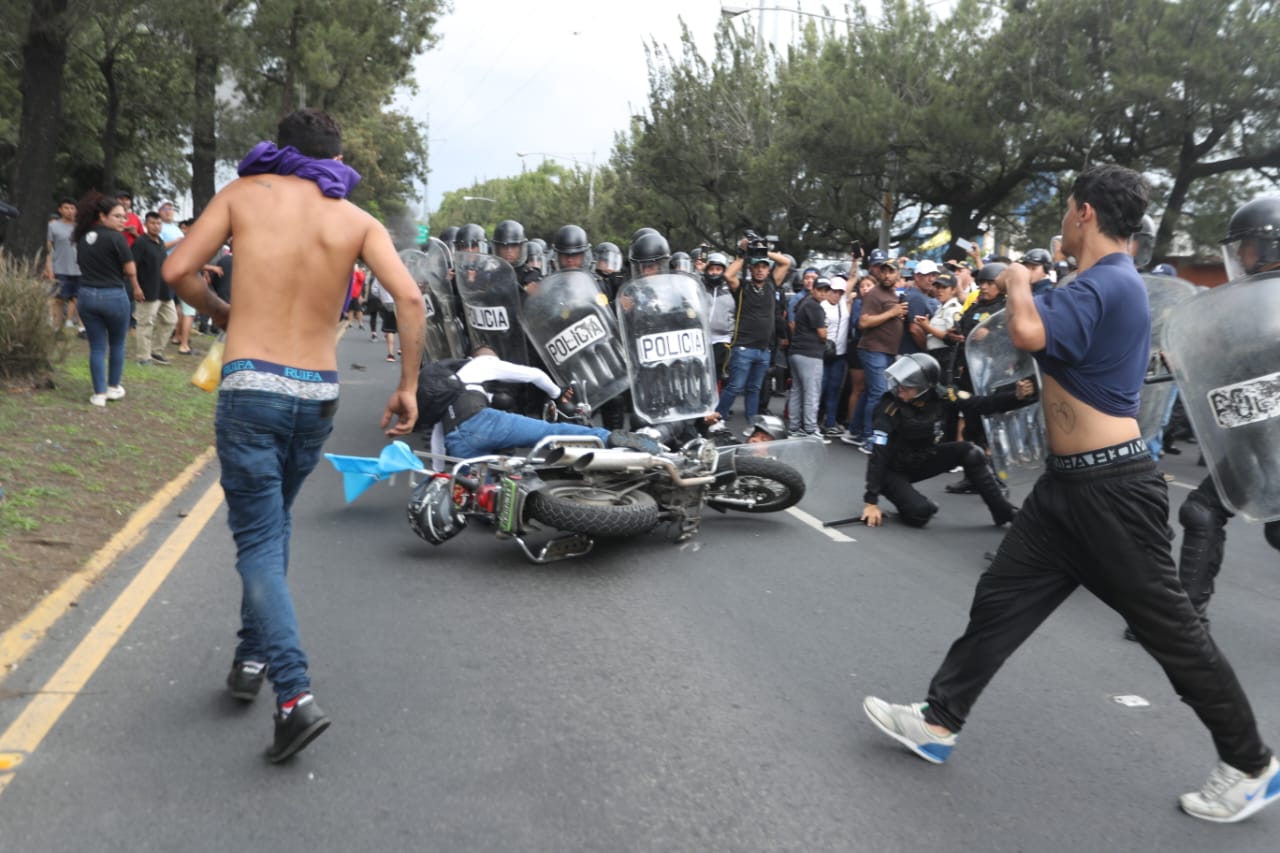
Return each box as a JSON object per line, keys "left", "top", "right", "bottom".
{"left": 858, "top": 353, "right": 1035, "bottom": 528}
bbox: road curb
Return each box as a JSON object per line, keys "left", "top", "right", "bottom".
{"left": 0, "top": 446, "right": 217, "bottom": 685}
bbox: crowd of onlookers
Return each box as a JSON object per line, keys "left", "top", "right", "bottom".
{"left": 42, "top": 190, "right": 230, "bottom": 405}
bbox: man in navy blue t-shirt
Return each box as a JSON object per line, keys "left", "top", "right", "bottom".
{"left": 861, "top": 164, "right": 1279, "bottom": 824}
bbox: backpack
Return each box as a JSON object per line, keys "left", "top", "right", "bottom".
{"left": 415, "top": 357, "right": 471, "bottom": 431}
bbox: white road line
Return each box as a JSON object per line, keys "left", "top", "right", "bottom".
{"left": 786, "top": 506, "right": 857, "bottom": 542}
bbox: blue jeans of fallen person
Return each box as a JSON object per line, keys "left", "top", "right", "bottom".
{"left": 78, "top": 285, "right": 131, "bottom": 394}
{"left": 446, "top": 407, "right": 612, "bottom": 458}
{"left": 850, "top": 349, "right": 893, "bottom": 439}
{"left": 216, "top": 388, "right": 336, "bottom": 707}
{"left": 716, "top": 346, "right": 772, "bottom": 421}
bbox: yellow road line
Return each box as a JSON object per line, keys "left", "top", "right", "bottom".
{"left": 0, "top": 480, "right": 223, "bottom": 800}
{"left": 0, "top": 447, "right": 216, "bottom": 686}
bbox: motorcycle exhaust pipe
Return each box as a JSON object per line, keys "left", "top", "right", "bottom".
{"left": 571, "top": 452, "right": 716, "bottom": 487}
{"left": 541, "top": 445, "right": 600, "bottom": 467}
{"left": 570, "top": 449, "right": 658, "bottom": 472}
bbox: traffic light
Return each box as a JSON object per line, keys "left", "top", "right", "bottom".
{"left": 417, "top": 223, "right": 429, "bottom": 243}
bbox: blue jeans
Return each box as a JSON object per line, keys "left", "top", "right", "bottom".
{"left": 716, "top": 346, "right": 771, "bottom": 420}
{"left": 852, "top": 349, "right": 893, "bottom": 439}
{"left": 820, "top": 359, "right": 846, "bottom": 428}
{"left": 1146, "top": 389, "right": 1180, "bottom": 460}
{"left": 78, "top": 286, "right": 131, "bottom": 394}
{"left": 446, "top": 407, "right": 611, "bottom": 458}
{"left": 216, "top": 389, "right": 337, "bottom": 706}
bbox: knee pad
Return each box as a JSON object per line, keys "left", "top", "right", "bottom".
{"left": 961, "top": 442, "right": 987, "bottom": 470}
{"left": 1179, "top": 491, "right": 1226, "bottom": 534}
{"left": 898, "top": 498, "right": 939, "bottom": 528}
{"left": 1265, "top": 521, "right": 1280, "bottom": 553}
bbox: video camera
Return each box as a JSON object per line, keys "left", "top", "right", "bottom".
{"left": 743, "top": 229, "right": 779, "bottom": 264}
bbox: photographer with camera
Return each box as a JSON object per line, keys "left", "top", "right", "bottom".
{"left": 714, "top": 231, "right": 791, "bottom": 433}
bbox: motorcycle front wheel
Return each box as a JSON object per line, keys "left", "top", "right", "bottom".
{"left": 525, "top": 484, "right": 661, "bottom": 537}
{"left": 705, "top": 456, "right": 805, "bottom": 513}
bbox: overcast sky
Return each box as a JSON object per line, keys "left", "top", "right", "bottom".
{"left": 398, "top": 1, "right": 866, "bottom": 219}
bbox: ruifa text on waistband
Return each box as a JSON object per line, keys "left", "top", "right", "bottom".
{"left": 222, "top": 358, "right": 339, "bottom": 384}
{"left": 1048, "top": 438, "right": 1148, "bottom": 472}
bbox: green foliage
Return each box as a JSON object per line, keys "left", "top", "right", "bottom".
{"left": 430, "top": 162, "right": 596, "bottom": 246}
{"left": 1, "top": 0, "right": 445, "bottom": 224}
{"left": 452, "top": 0, "right": 1279, "bottom": 263}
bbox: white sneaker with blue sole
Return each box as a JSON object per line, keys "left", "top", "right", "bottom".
{"left": 862, "top": 697, "right": 956, "bottom": 764}
{"left": 1179, "top": 754, "right": 1280, "bottom": 823}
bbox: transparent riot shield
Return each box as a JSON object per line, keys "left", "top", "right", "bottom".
{"left": 1164, "top": 273, "right": 1280, "bottom": 520}
{"left": 726, "top": 434, "right": 825, "bottom": 492}
{"left": 398, "top": 247, "right": 453, "bottom": 362}
{"left": 1137, "top": 273, "right": 1197, "bottom": 441}
{"left": 453, "top": 251, "right": 527, "bottom": 365}
{"left": 964, "top": 308, "right": 1047, "bottom": 484}
{"left": 616, "top": 273, "right": 717, "bottom": 424}
{"left": 424, "top": 238, "right": 468, "bottom": 358}
{"left": 518, "top": 269, "right": 629, "bottom": 414}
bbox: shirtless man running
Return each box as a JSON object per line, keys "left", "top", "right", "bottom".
{"left": 860, "top": 164, "right": 1280, "bottom": 823}
{"left": 164, "top": 108, "right": 425, "bottom": 762}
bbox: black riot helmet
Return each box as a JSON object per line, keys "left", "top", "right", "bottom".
{"left": 1221, "top": 196, "right": 1280, "bottom": 280}
{"left": 629, "top": 231, "right": 671, "bottom": 278}
{"left": 437, "top": 226, "right": 459, "bottom": 247}
{"left": 669, "top": 251, "right": 693, "bottom": 273}
{"left": 1128, "top": 214, "right": 1157, "bottom": 270}
{"left": 492, "top": 219, "right": 526, "bottom": 245}
{"left": 885, "top": 352, "right": 941, "bottom": 395}
{"left": 975, "top": 262, "right": 1007, "bottom": 284}
{"left": 593, "top": 242, "right": 624, "bottom": 275}
{"left": 632, "top": 227, "right": 658, "bottom": 242}
{"left": 553, "top": 224, "right": 590, "bottom": 255}
{"left": 525, "top": 240, "right": 546, "bottom": 272}
{"left": 454, "top": 223, "right": 487, "bottom": 254}
{"left": 1020, "top": 248, "right": 1053, "bottom": 273}
{"left": 492, "top": 219, "right": 527, "bottom": 266}
{"left": 552, "top": 224, "right": 592, "bottom": 271}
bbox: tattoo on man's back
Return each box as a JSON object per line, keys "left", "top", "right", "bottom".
{"left": 253, "top": 179, "right": 273, "bottom": 188}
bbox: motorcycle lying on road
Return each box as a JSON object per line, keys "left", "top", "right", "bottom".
{"left": 329, "top": 268, "right": 818, "bottom": 563}
{"left": 403, "top": 429, "right": 818, "bottom": 564}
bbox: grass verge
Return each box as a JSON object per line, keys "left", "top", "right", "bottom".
{"left": 0, "top": 336, "right": 218, "bottom": 633}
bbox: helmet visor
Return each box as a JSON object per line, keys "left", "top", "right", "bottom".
{"left": 885, "top": 355, "right": 929, "bottom": 391}
{"left": 594, "top": 245, "right": 623, "bottom": 273}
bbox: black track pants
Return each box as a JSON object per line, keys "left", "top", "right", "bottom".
{"left": 923, "top": 457, "right": 1271, "bottom": 774}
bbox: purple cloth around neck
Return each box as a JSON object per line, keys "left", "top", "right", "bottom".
{"left": 236, "top": 141, "right": 362, "bottom": 199}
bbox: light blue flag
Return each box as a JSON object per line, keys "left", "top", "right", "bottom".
{"left": 324, "top": 440, "right": 425, "bottom": 502}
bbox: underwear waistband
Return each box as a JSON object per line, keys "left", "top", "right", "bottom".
{"left": 1048, "top": 438, "right": 1147, "bottom": 473}
{"left": 222, "top": 358, "right": 338, "bottom": 383}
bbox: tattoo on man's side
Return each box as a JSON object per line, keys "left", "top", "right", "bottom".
{"left": 1050, "top": 402, "right": 1076, "bottom": 433}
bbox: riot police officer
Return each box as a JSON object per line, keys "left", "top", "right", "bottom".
{"left": 1129, "top": 196, "right": 1280, "bottom": 637}
{"left": 492, "top": 219, "right": 542, "bottom": 289}
{"left": 1129, "top": 214, "right": 1157, "bottom": 271}
{"left": 593, "top": 242, "right": 626, "bottom": 301}
{"left": 553, "top": 224, "right": 592, "bottom": 272}
{"left": 453, "top": 223, "right": 487, "bottom": 254}
{"left": 857, "top": 353, "right": 1032, "bottom": 528}
{"left": 1018, "top": 248, "right": 1055, "bottom": 295}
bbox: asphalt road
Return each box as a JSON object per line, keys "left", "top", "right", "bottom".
{"left": 1, "top": 330, "right": 1277, "bottom": 852}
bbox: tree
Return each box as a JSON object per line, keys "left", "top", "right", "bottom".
{"left": 6, "top": 0, "right": 75, "bottom": 258}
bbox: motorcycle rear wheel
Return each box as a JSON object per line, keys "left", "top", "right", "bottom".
{"left": 706, "top": 456, "right": 805, "bottom": 513}
{"left": 526, "top": 484, "right": 660, "bottom": 537}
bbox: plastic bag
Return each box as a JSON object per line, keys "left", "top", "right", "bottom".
{"left": 190, "top": 333, "right": 226, "bottom": 392}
